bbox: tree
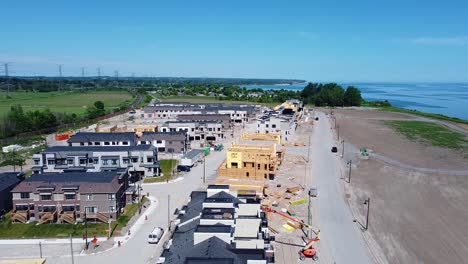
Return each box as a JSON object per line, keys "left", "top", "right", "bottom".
{"left": 94, "top": 101, "right": 105, "bottom": 110}
{"left": 344, "top": 86, "right": 362, "bottom": 106}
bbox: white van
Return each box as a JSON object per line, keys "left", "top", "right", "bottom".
{"left": 148, "top": 227, "right": 164, "bottom": 244}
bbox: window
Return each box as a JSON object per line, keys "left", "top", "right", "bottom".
{"left": 109, "top": 206, "right": 116, "bottom": 212}
{"left": 93, "top": 158, "right": 99, "bottom": 164}
{"left": 108, "top": 194, "right": 116, "bottom": 200}
{"left": 80, "top": 142, "right": 85, "bottom": 146}
{"left": 111, "top": 159, "right": 118, "bottom": 165}
{"left": 20, "top": 192, "right": 30, "bottom": 199}
{"left": 102, "top": 159, "right": 108, "bottom": 165}
{"left": 79, "top": 159, "right": 86, "bottom": 165}
{"left": 132, "top": 158, "right": 138, "bottom": 163}
{"left": 40, "top": 195, "right": 52, "bottom": 201}
{"left": 156, "top": 140, "right": 162, "bottom": 144}
{"left": 168, "top": 141, "right": 172, "bottom": 144}
{"left": 266, "top": 124, "right": 269, "bottom": 128}
{"left": 67, "top": 159, "right": 74, "bottom": 165}
{"left": 65, "top": 194, "right": 76, "bottom": 200}
{"left": 123, "top": 158, "right": 129, "bottom": 164}
{"left": 47, "top": 159, "right": 55, "bottom": 165}
{"left": 122, "top": 141, "right": 129, "bottom": 145}
{"left": 104, "top": 142, "right": 110, "bottom": 145}
{"left": 85, "top": 207, "right": 97, "bottom": 213}
{"left": 272, "top": 124, "right": 276, "bottom": 128}
{"left": 147, "top": 157, "right": 153, "bottom": 163}
{"left": 94, "top": 142, "right": 100, "bottom": 145}
{"left": 86, "top": 194, "right": 93, "bottom": 201}
{"left": 34, "top": 160, "right": 39, "bottom": 165}
{"left": 246, "top": 172, "right": 249, "bottom": 177}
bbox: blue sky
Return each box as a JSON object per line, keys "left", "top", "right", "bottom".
{"left": 1, "top": 0, "right": 467, "bottom": 82}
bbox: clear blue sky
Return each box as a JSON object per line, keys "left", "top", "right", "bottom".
{"left": 1, "top": 0, "right": 467, "bottom": 82}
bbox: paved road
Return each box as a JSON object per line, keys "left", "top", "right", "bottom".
{"left": 310, "top": 111, "right": 372, "bottom": 264}
{"left": 45, "top": 147, "right": 226, "bottom": 264}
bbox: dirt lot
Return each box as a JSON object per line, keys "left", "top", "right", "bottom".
{"left": 333, "top": 108, "right": 468, "bottom": 264}
{"left": 334, "top": 108, "right": 468, "bottom": 170}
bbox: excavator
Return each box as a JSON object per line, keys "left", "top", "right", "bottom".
{"left": 262, "top": 206, "right": 320, "bottom": 261}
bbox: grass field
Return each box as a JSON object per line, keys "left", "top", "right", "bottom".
{"left": 0, "top": 91, "right": 132, "bottom": 118}
{"left": 155, "top": 95, "right": 278, "bottom": 107}
{"left": 144, "top": 159, "right": 177, "bottom": 183}
{"left": 0, "top": 197, "right": 147, "bottom": 238}
{"left": 380, "top": 106, "right": 468, "bottom": 124}
{"left": 386, "top": 120, "right": 468, "bottom": 150}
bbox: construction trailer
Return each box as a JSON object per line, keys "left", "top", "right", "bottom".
{"left": 217, "top": 143, "right": 285, "bottom": 181}
{"left": 180, "top": 149, "right": 204, "bottom": 167}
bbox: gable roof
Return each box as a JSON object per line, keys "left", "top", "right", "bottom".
{"left": 42, "top": 145, "right": 156, "bottom": 154}
{"left": 204, "top": 191, "right": 244, "bottom": 205}
{"left": 0, "top": 172, "right": 22, "bottom": 192}
{"left": 68, "top": 132, "right": 136, "bottom": 144}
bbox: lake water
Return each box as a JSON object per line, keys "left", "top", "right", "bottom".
{"left": 242, "top": 82, "right": 468, "bottom": 120}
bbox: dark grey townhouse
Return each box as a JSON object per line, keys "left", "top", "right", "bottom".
{"left": 11, "top": 171, "right": 128, "bottom": 224}
{"left": 0, "top": 172, "right": 24, "bottom": 218}
{"left": 31, "top": 145, "right": 159, "bottom": 178}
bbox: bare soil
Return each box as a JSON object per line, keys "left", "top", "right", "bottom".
{"left": 334, "top": 108, "right": 468, "bottom": 264}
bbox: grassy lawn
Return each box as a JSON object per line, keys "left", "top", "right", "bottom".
{"left": 0, "top": 91, "right": 132, "bottom": 119}
{"left": 0, "top": 197, "right": 148, "bottom": 239}
{"left": 379, "top": 106, "right": 468, "bottom": 125}
{"left": 386, "top": 120, "right": 468, "bottom": 150}
{"left": 155, "top": 95, "right": 278, "bottom": 107}
{"left": 143, "top": 159, "right": 177, "bottom": 183}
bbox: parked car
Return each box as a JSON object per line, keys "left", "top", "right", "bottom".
{"left": 331, "top": 146, "right": 338, "bottom": 153}
{"left": 129, "top": 109, "right": 136, "bottom": 114}
{"left": 177, "top": 165, "right": 191, "bottom": 172}
{"left": 148, "top": 227, "right": 164, "bottom": 244}
{"left": 309, "top": 186, "right": 318, "bottom": 197}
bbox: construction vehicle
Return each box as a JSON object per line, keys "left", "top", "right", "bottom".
{"left": 261, "top": 206, "right": 320, "bottom": 261}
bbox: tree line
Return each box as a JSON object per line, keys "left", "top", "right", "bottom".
{"left": 1, "top": 100, "right": 109, "bottom": 139}
{"left": 300, "top": 83, "right": 363, "bottom": 106}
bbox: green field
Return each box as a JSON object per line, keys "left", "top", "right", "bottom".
{"left": 386, "top": 120, "right": 468, "bottom": 150}
{"left": 0, "top": 91, "right": 132, "bottom": 118}
{"left": 379, "top": 106, "right": 468, "bottom": 125}
{"left": 0, "top": 197, "right": 147, "bottom": 238}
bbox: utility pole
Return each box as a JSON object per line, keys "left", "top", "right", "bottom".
{"left": 307, "top": 135, "right": 311, "bottom": 163}
{"left": 203, "top": 154, "right": 206, "bottom": 184}
{"left": 347, "top": 160, "right": 352, "bottom": 183}
{"left": 337, "top": 125, "right": 340, "bottom": 140}
{"left": 364, "top": 198, "right": 370, "bottom": 230}
{"left": 84, "top": 211, "right": 88, "bottom": 250}
{"left": 70, "top": 234, "right": 75, "bottom": 264}
{"left": 341, "top": 140, "right": 345, "bottom": 158}
{"left": 58, "top": 64, "right": 63, "bottom": 92}
{"left": 167, "top": 194, "right": 171, "bottom": 231}
{"left": 39, "top": 241, "right": 42, "bottom": 258}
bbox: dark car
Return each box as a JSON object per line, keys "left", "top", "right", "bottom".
{"left": 331, "top": 146, "right": 338, "bottom": 153}
{"left": 177, "top": 165, "right": 191, "bottom": 172}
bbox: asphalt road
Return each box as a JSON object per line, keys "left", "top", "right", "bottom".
{"left": 310, "top": 111, "right": 372, "bottom": 264}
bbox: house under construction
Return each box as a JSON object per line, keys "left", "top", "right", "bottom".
{"left": 217, "top": 143, "right": 285, "bottom": 181}
{"left": 241, "top": 132, "right": 282, "bottom": 145}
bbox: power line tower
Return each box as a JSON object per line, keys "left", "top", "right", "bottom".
{"left": 97, "top": 67, "right": 101, "bottom": 80}
{"left": 81, "top": 67, "right": 85, "bottom": 91}
{"left": 2, "top": 62, "right": 12, "bottom": 94}
{"left": 114, "top": 70, "right": 119, "bottom": 89}
{"left": 58, "top": 64, "right": 63, "bottom": 92}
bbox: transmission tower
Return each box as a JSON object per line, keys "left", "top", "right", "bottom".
{"left": 81, "top": 67, "right": 85, "bottom": 91}
{"left": 114, "top": 70, "right": 119, "bottom": 88}
{"left": 2, "top": 62, "right": 12, "bottom": 94}
{"left": 58, "top": 64, "right": 63, "bottom": 92}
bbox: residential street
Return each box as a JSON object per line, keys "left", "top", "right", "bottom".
{"left": 309, "top": 111, "right": 372, "bottom": 264}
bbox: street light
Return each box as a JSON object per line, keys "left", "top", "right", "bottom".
{"left": 341, "top": 140, "right": 345, "bottom": 158}
{"left": 363, "top": 198, "right": 370, "bottom": 230}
